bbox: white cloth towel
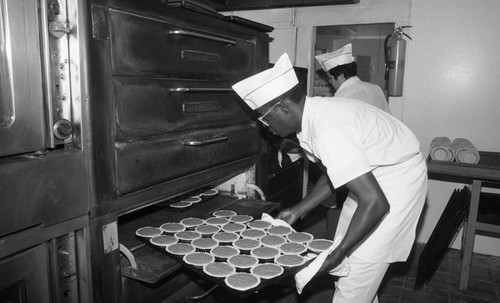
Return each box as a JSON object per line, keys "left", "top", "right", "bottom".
{"left": 429, "top": 137, "right": 454, "bottom": 161}
{"left": 260, "top": 213, "right": 296, "bottom": 231}
{"left": 451, "top": 138, "right": 480, "bottom": 164}
{"left": 277, "top": 138, "right": 303, "bottom": 168}
{"left": 277, "top": 150, "right": 303, "bottom": 168}
{"left": 294, "top": 235, "right": 350, "bottom": 294}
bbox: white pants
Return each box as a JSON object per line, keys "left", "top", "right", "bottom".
{"left": 332, "top": 255, "right": 390, "bottom": 303}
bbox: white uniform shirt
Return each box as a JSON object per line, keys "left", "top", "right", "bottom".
{"left": 335, "top": 76, "right": 391, "bottom": 114}
{"left": 297, "top": 97, "right": 427, "bottom": 262}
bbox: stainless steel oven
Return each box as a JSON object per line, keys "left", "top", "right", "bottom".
{"left": 85, "top": 1, "right": 274, "bottom": 302}
{"left": 0, "top": 0, "right": 91, "bottom": 302}
{"left": 2, "top": 0, "right": 285, "bottom": 301}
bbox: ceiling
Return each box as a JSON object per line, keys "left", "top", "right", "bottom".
{"left": 317, "top": 23, "right": 395, "bottom": 39}
{"left": 170, "top": 0, "right": 360, "bottom": 12}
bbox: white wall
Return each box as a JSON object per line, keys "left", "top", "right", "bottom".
{"left": 225, "top": 0, "right": 500, "bottom": 256}
{"left": 405, "top": 0, "right": 500, "bottom": 256}
{"left": 225, "top": 0, "right": 411, "bottom": 120}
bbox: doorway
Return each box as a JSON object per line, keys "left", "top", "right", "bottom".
{"left": 313, "top": 23, "right": 394, "bottom": 97}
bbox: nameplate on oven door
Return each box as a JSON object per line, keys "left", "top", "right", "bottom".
{"left": 183, "top": 101, "right": 222, "bottom": 113}
{"left": 181, "top": 50, "right": 221, "bottom": 63}
{"left": 91, "top": 5, "right": 109, "bottom": 40}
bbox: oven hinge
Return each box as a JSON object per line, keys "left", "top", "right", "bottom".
{"left": 50, "top": 233, "right": 79, "bottom": 303}
{"left": 42, "top": 0, "right": 74, "bottom": 147}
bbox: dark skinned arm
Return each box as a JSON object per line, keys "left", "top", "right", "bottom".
{"left": 276, "top": 172, "right": 333, "bottom": 225}
{"left": 317, "top": 171, "right": 390, "bottom": 274}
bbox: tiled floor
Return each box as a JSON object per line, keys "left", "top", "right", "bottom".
{"left": 379, "top": 243, "right": 500, "bottom": 303}
{"left": 192, "top": 207, "right": 500, "bottom": 303}
{"left": 300, "top": 207, "right": 500, "bottom": 303}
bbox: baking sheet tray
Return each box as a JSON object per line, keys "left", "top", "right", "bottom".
{"left": 120, "top": 197, "right": 282, "bottom": 284}
{"left": 146, "top": 240, "right": 313, "bottom": 297}
{"left": 128, "top": 197, "right": 316, "bottom": 297}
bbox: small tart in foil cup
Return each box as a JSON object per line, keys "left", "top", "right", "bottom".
{"left": 307, "top": 239, "right": 335, "bottom": 254}
{"left": 149, "top": 235, "right": 178, "bottom": 247}
{"left": 166, "top": 243, "right": 195, "bottom": 256}
{"left": 203, "top": 262, "right": 236, "bottom": 278}
{"left": 180, "top": 217, "right": 205, "bottom": 229}
{"left": 205, "top": 217, "right": 230, "bottom": 226}
{"left": 135, "top": 227, "right": 162, "bottom": 238}
{"left": 183, "top": 252, "right": 214, "bottom": 267}
{"left": 159, "top": 222, "right": 185, "bottom": 234}
{"left": 251, "top": 263, "right": 284, "bottom": 279}
{"left": 286, "top": 232, "right": 314, "bottom": 244}
{"left": 213, "top": 210, "right": 237, "bottom": 218}
{"left": 224, "top": 273, "right": 260, "bottom": 291}
{"left": 230, "top": 215, "right": 253, "bottom": 224}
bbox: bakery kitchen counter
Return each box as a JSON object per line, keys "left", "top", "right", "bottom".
{"left": 119, "top": 195, "right": 280, "bottom": 284}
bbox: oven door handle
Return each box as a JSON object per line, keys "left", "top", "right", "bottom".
{"left": 182, "top": 135, "right": 228, "bottom": 146}
{"left": 169, "top": 87, "right": 233, "bottom": 93}
{"left": 167, "top": 29, "right": 241, "bottom": 45}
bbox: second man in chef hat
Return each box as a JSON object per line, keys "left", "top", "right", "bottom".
{"left": 315, "top": 43, "right": 391, "bottom": 114}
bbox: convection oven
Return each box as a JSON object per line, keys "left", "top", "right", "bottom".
{"left": 84, "top": 1, "right": 275, "bottom": 302}
{"left": 0, "top": 0, "right": 91, "bottom": 302}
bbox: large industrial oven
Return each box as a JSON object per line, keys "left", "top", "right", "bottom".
{"left": 84, "top": 1, "right": 278, "bottom": 302}
{"left": 0, "top": 0, "right": 92, "bottom": 302}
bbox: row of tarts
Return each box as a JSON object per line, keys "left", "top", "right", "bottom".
{"left": 136, "top": 210, "right": 335, "bottom": 291}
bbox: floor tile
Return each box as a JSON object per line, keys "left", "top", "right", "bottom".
{"left": 399, "top": 286, "right": 449, "bottom": 303}
{"left": 378, "top": 280, "right": 403, "bottom": 302}
{"left": 449, "top": 293, "right": 498, "bottom": 303}
{"left": 449, "top": 279, "right": 499, "bottom": 303}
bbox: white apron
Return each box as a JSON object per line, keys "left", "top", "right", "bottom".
{"left": 335, "top": 153, "right": 428, "bottom": 262}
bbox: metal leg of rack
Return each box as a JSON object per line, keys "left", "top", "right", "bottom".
{"left": 459, "top": 180, "right": 482, "bottom": 290}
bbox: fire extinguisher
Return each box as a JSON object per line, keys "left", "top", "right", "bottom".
{"left": 384, "top": 26, "right": 412, "bottom": 97}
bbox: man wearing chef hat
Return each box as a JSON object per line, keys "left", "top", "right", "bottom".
{"left": 316, "top": 44, "right": 392, "bottom": 240}
{"left": 315, "top": 43, "right": 390, "bottom": 113}
{"left": 232, "top": 53, "right": 427, "bottom": 303}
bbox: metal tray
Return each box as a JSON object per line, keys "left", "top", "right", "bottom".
{"left": 157, "top": 244, "right": 313, "bottom": 297}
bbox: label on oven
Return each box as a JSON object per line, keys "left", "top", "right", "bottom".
{"left": 181, "top": 50, "right": 221, "bottom": 63}
{"left": 102, "top": 221, "right": 119, "bottom": 254}
{"left": 183, "top": 101, "right": 222, "bottom": 113}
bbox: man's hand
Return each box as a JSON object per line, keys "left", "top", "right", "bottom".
{"left": 276, "top": 207, "right": 301, "bottom": 225}
{"left": 318, "top": 246, "right": 346, "bottom": 275}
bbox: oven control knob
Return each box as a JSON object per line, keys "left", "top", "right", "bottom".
{"left": 49, "top": 21, "right": 70, "bottom": 38}
{"left": 53, "top": 119, "right": 73, "bottom": 140}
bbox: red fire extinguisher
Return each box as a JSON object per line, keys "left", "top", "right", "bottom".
{"left": 384, "top": 26, "right": 412, "bottom": 97}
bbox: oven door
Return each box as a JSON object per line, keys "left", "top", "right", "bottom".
{"left": 0, "top": 243, "right": 51, "bottom": 303}
{"left": 0, "top": 0, "right": 47, "bottom": 157}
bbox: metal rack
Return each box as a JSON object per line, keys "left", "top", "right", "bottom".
{"left": 427, "top": 151, "right": 500, "bottom": 290}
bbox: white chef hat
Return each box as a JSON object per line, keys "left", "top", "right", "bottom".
{"left": 315, "top": 43, "right": 355, "bottom": 72}
{"left": 232, "top": 53, "right": 299, "bottom": 110}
